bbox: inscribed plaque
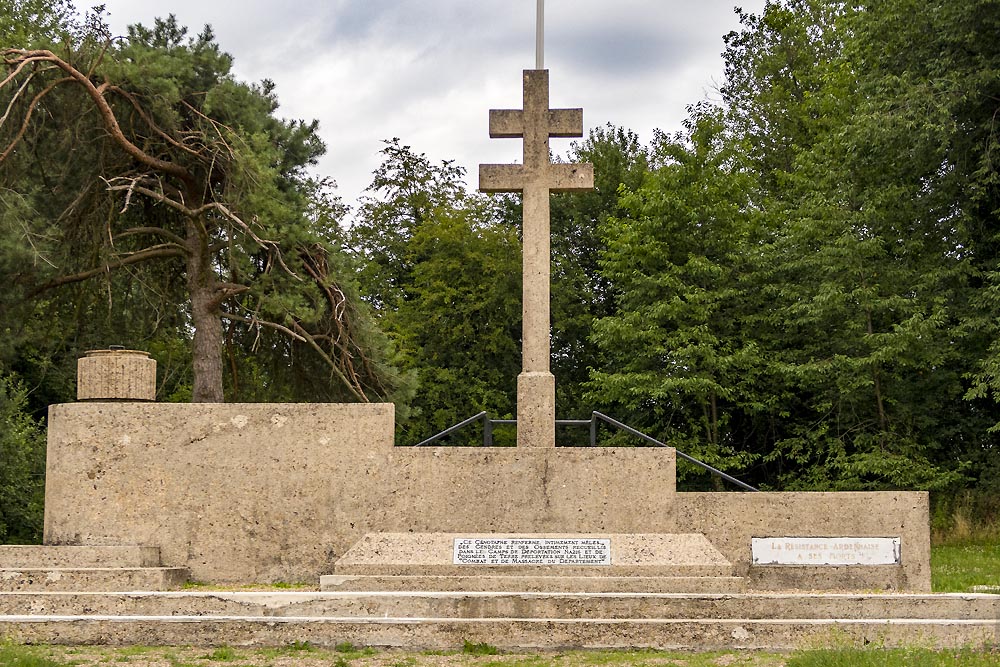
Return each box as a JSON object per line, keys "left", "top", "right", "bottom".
{"left": 751, "top": 537, "right": 901, "bottom": 565}
{"left": 453, "top": 538, "right": 611, "bottom": 565}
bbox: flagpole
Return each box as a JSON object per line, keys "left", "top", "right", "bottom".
{"left": 536, "top": 0, "right": 544, "bottom": 69}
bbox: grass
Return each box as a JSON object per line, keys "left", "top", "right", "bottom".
{"left": 930, "top": 514, "right": 1000, "bottom": 593}
{"left": 785, "top": 647, "right": 1000, "bottom": 666}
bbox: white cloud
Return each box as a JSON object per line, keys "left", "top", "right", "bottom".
{"left": 88, "top": 1, "right": 768, "bottom": 210}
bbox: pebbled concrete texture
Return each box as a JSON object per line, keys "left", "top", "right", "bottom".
{"left": 0, "top": 546, "right": 160, "bottom": 568}
{"left": 677, "top": 492, "right": 931, "bottom": 591}
{"left": 43, "top": 402, "right": 929, "bottom": 590}
{"left": 319, "top": 575, "right": 746, "bottom": 593}
{"left": 334, "top": 533, "right": 731, "bottom": 577}
{"left": 77, "top": 350, "right": 156, "bottom": 401}
{"left": 2, "top": 591, "right": 997, "bottom": 621}
{"left": 2, "top": 616, "right": 997, "bottom": 651}
{"left": 0, "top": 568, "right": 188, "bottom": 592}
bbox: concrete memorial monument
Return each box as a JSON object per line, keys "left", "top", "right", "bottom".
{"left": 479, "top": 68, "right": 593, "bottom": 448}
{"left": 0, "top": 1, "right": 990, "bottom": 653}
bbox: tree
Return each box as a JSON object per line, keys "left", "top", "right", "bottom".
{"left": 1, "top": 11, "right": 404, "bottom": 403}
{"left": 350, "top": 140, "right": 519, "bottom": 443}
{"left": 0, "top": 370, "right": 45, "bottom": 543}
{"left": 589, "top": 111, "right": 762, "bottom": 483}
{"left": 549, "top": 125, "right": 650, "bottom": 419}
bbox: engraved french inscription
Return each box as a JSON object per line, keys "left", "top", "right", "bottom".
{"left": 453, "top": 538, "right": 611, "bottom": 565}
{"left": 751, "top": 537, "right": 901, "bottom": 565}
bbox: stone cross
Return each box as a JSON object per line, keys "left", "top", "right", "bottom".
{"left": 479, "top": 70, "right": 594, "bottom": 447}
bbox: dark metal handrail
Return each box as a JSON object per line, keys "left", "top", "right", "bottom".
{"left": 410, "top": 410, "right": 758, "bottom": 491}
{"left": 590, "top": 411, "right": 758, "bottom": 492}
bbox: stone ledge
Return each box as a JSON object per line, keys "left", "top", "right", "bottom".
{"left": 0, "top": 546, "right": 160, "bottom": 568}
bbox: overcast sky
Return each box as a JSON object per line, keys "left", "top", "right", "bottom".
{"left": 86, "top": 1, "right": 767, "bottom": 211}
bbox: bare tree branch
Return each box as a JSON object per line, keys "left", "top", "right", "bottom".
{"left": 119, "top": 226, "right": 187, "bottom": 247}
{"left": 0, "top": 76, "right": 74, "bottom": 163}
{"left": 107, "top": 85, "right": 202, "bottom": 159}
{"left": 28, "top": 244, "right": 186, "bottom": 297}
{"left": 1, "top": 49, "right": 194, "bottom": 184}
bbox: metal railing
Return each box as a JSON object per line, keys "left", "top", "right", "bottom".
{"left": 410, "top": 410, "right": 758, "bottom": 491}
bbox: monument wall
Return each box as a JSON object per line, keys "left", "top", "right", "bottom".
{"left": 44, "top": 402, "right": 930, "bottom": 589}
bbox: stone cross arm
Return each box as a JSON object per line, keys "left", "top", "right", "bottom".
{"left": 478, "top": 70, "right": 594, "bottom": 196}
{"left": 479, "top": 162, "right": 594, "bottom": 193}
{"left": 488, "top": 108, "right": 584, "bottom": 138}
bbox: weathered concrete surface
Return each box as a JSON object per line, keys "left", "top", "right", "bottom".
{"left": 3, "top": 616, "right": 997, "bottom": 650}
{"left": 45, "top": 403, "right": 396, "bottom": 583}
{"left": 77, "top": 350, "right": 156, "bottom": 401}
{"left": 4, "top": 591, "right": 996, "bottom": 620}
{"left": 0, "top": 567, "right": 187, "bottom": 592}
{"left": 320, "top": 575, "right": 746, "bottom": 593}
{"left": 677, "top": 493, "right": 931, "bottom": 592}
{"left": 380, "top": 447, "right": 677, "bottom": 536}
{"left": 44, "top": 402, "right": 930, "bottom": 589}
{"left": 479, "top": 70, "right": 594, "bottom": 448}
{"left": 44, "top": 403, "right": 679, "bottom": 583}
{"left": 0, "top": 546, "right": 160, "bottom": 568}
{"left": 334, "top": 533, "right": 731, "bottom": 577}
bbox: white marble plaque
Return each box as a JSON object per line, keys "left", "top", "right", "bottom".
{"left": 453, "top": 538, "right": 611, "bottom": 566}
{"left": 751, "top": 537, "right": 901, "bottom": 565}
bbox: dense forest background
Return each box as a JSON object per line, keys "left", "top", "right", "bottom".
{"left": 1, "top": 0, "right": 998, "bottom": 542}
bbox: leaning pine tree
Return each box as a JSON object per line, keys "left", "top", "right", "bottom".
{"left": 0, "top": 13, "right": 408, "bottom": 403}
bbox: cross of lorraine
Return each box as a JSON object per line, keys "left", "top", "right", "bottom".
{"left": 479, "top": 70, "right": 594, "bottom": 448}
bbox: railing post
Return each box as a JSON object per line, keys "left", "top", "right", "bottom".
{"left": 483, "top": 414, "right": 494, "bottom": 447}
{"left": 589, "top": 412, "right": 597, "bottom": 447}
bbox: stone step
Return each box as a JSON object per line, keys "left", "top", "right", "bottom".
{"left": 321, "top": 575, "right": 747, "bottom": 593}
{"left": 335, "top": 533, "right": 735, "bottom": 579}
{"left": 0, "top": 591, "right": 996, "bottom": 621}
{"left": 1, "top": 615, "right": 996, "bottom": 650}
{"left": 0, "top": 568, "right": 189, "bottom": 592}
{"left": 0, "top": 546, "right": 161, "bottom": 568}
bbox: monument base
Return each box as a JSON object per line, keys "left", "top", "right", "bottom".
{"left": 322, "top": 532, "right": 744, "bottom": 593}
{"left": 516, "top": 371, "right": 555, "bottom": 447}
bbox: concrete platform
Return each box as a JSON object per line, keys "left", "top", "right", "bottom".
{"left": 0, "top": 546, "right": 161, "bottom": 568}
{"left": 0, "top": 568, "right": 189, "bottom": 592}
{"left": 320, "top": 575, "right": 746, "bottom": 593}
{"left": 335, "top": 533, "right": 733, "bottom": 578}
{"left": 0, "top": 591, "right": 996, "bottom": 620}
{"left": 3, "top": 615, "right": 997, "bottom": 651}
{"left": 1, "top": 591, "right": 996, "bottom": 649}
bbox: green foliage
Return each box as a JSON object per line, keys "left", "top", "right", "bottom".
{"left": 590, "top": 111, "right": 762, "bottom": 483}
{"left": 931, "top": 537, "right": 1000, "bottom": 593}
{"left": 461, "top": 640, "right": 500, "bottom": 656}
{"left": 1, "top": 7, "right": 407, "bottom": 406}
{"left": 0, "top": 643, "right": 65, "bottom": 667}
{"left": 550, "top": 125, "right": 651, "bottom": 417}
{"left": 785, "top": 647, "right": 1000, "bottom": 667}
{"left": 199, "top": 646, "right": 239, "bottom": 662}
{"left": 0, "top": 371, "right": 45, "bottom": 543}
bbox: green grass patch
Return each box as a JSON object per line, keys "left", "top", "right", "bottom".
{"left": 786, "top": 647, "right": 1000, "bottom": 666}
{"left": 199, "top": 646, "right": 240, "bottom": 661}
{"left": 462, "top": 640, "right": 501, "bottom": 655}
{"left": 0, "top": 643, "right": 68, "bottom": 667}
{"left": 931, "top": 536, "right": 1000, "bottom": 592}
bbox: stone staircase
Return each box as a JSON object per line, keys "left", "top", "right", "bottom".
{"left": 0, "top": 590, "right": 996, "bottom": 650}
{"left": 321, "top": 532, "right": 747, "bottom": 594}
{"left": 0, "top": 546, "right": 188, "bottom": 592}
{"left": 0, "top": 540, "right": 995, "bottom": 650}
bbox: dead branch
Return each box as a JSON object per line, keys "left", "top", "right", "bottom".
{"left": 0, "top": 71, "right": 34, "bottom": 128}
{"left": 28, "top": 243, "right": 186, "bottom": 297}
{"left": 2, "top": 49, "right": 194, "bottom": 184}
{"left": 119, "top": 226, "right": 187, "bottom": 247}
{"left": 0, "top": 76, "right": 74, "bottom": 163}
{"left": 107, "top": 85, "right": 202, "bottom": 159}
